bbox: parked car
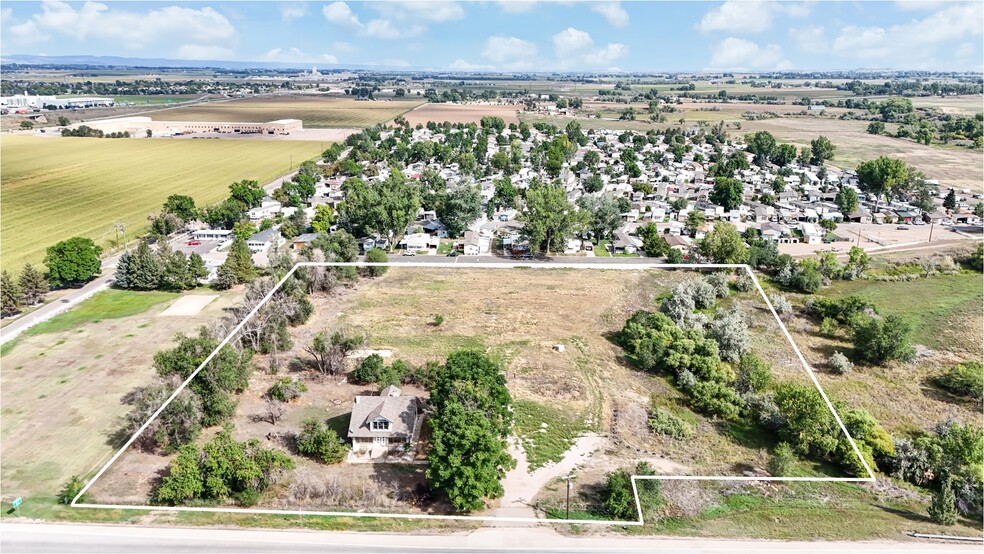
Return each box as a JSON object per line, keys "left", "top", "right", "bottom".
{"left": 446, "top": 251, "right": 459, "bottom": 257}
{"left": 896, "top": 226, "right": 910, "bottom": 230}
{"left": 188, "top": 240, "right": 201, "bottom": 246}
{"left": 402, "top": 250, "right": 416, "bottom": 256}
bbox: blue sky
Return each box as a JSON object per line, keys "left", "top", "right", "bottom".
{"left": 1, "top": 1, "right": 981, "bottom": 71}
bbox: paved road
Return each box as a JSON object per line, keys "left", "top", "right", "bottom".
{"left": 2, "top": 523, "right": 977, "bottom": 554}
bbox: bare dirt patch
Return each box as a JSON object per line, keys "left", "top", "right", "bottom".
{"left": 399, "top": 103, "right": 520, "bottom": 126}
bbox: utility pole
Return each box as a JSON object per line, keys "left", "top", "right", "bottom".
{"left": 113, "top": 221, "right": 127, "bottom": 252}
{"left": 564, "top": 473, "right": 575, "bottom": 519}
{"left": 928, "top": 219, "right": 935, "bottom": 242}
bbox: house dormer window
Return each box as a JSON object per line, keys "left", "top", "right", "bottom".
{"left": 371, "top": 418, "right": 390, "bottom": 431}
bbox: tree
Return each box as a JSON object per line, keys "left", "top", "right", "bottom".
{"left": 20, "top": 120, "right": 33, "bottom": 130}
{"left": 577, "top": 194, "right": 622, "bottom": 242}
{"left": 163, "top": 195, "right": 198, "bottom": 221}
{"left": 583, "top": 150, "right": 601, "bottom": 169}
{"left": 685, "top": 210, "right": 705, "bottom": 237}
{"left": 851, "top": 315, "right": 915, "bottom": 365}
{"left": 809, "top": 135, "right": 836, "bottom": 166}
{"left": 638, "top": 222, "right": 669, "bottom": 258}
{"left": 201, "top": 198, "right": 247, "bottom": 230}
{"left": 296, "top": 418, "right": 347, "bottom": 464}
{"left": 427, "top": 351, "right": 515, "bottom": 512}
{"left": 867, "top": 121, "right": 885, "bottom": 135}
{"left": 697, "top": 222, "right": 748, "bottom": 264}
{"left": 832, "top": 187, "right": 859, "bottom": 218}
{"left": 437, "top": 185, "right": 483, "bottom": 237}
{"left": 352, "top": 353, "right": 385, "bottom": 384}
{"left": 1, "top": 270, "right": 23, "bottom": 317}
{"left": 229, "top": 179, "right": 265, "bottom": 209}
{"left": 772, "top": 143, "right": 797, "bottom": 167}
{"left": 364, "top": 248, "right": 389, "bottom": 277}
{"left": 856, "top": 157, "right": 910, "bottom": 210}
{"left": 769, "top": 443, "right": 795, "bottom": 477}
{"left": 521, "top": 181, "right": 585, "bottom": 254}
{"left": 58, "top": 475, "right": 87, "bottom": 505}
{"left": 709, "top": 177, "right": 744, "bottom": 212}
{"left": 115, "top": 241, "right": 163, "bottom": 290}
{"left": 311, "top": 204, "right": 335, "bottom": 234}
{"left": 928, "top": 477, "right": 958, "bottom": 526}
{"left": 44, "top": 237, "right": 102, "bottom": 287}
{"left": 303, "top": 329, "right": 363, "bottom": 376}
{"left": 188, "top": 253, "right": 208, "bottom": 283}
{"left": 57, "top": 116, "right": 70, "bottom": 126}
{"left": 220, "top": 237, "right": 256, "bottom": 285}
{"left": 745, "top": 131, "right": 776, "bottom": 167}
{"left": 943, "top": 189, "right": 957, "bottom": 212}
{"left": 18, "top": 263, "right": 49, "bottom": 306}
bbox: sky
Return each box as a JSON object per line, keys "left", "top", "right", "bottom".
{"left": 1, "top": 1, "right": 982, "bottom": 72}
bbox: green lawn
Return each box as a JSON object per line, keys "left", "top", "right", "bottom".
{"left": 1, "top": 135, "right": 326, "bottom": 270}
{"left": 1, "top": 289, "right": 177, "bottom": 357}
{"left": 819, "top": 272, "right": 983, "bottom": 352}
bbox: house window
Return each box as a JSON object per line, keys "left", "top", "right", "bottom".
{"left": 371, "top": 419, "right": 389, "bottom": 431}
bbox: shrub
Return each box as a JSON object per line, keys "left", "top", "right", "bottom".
{"left": 363, "top": 248, "right": 389, "bottom": 277}
{"left": 733, "top": 271, "right": 754, "bottom": 292}
{"left": 928, "top": 477, "right": 958, "bottom": 526}
{"left": 689, "top": 380, "right": 743, "bottom": 420}
{"left": 705, "top": 272, "right": 730, "bottom": 298}
{"left": 603, "top": 468, "right": 636, "bottom": 520}
{"left": 735, "top": 353, "right": 771, "bottom": 394}
{"left": 819, "top": 317, "right": 839, "bottom": 337}
{"left": 58, "top": 475, "right": 87, "bottom": 505}
{"left": 296, "top": 418, "right": 348, "bottom": 464}
{"left": 648, "top": 405, "right": 694, "bottom": 440}
{"left": 432, "top": 314, "right": 445, "bottom": 327}
{"left": 707, "top": 305, "right": 748, "bottom": 363}
{"left": 851, "top": 315, "right": 915, "bottom": 364}
{"left": 266, "top": 376, "right": 307, "bottom": 402}
{"left": 828, "top": 351, "right": 853, "bottom": 374}
{"left": 769, "top": 293, "right": 793, "bottom": 320}
{"left": 934, "top": 361, "right": 983, "bottom": 400}
{"left": 768, "top": 442, "right": 795, "bottom": 476}
{"left": 352, "top": 354, "right": 385, "bottom": 384}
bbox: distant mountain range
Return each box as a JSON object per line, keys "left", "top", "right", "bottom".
{"left": 0, "top": 54, "right": 381, "bottom": 71}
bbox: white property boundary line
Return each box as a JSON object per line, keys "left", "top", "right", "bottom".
{"left": 72, "top": 262, "right": 876, "bottom": 526}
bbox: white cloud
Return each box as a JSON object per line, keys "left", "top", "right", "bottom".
{"left": 176, "top": 44, "right": 235, "bottom": 60}
{"left": 323, "top": 2, "right": 361, "bottom": 28}
{"left": 11, "top": 1, "right": 235, "bottom": 49}
{"left": 482, "top": 35, "right": 537, "bottom": 69}
{"left": 697, "top": 1, "right": 812, "bottom": 34}
{"left": 448, "top": 58, "right": 495, "bottom": 71}
{"left": 697, "top": 1, "right": 772, "bottom": 34}
{"left": 831, "top": 2, "right": 982, "bottom": 68}
{"left": 552, "top": 27, "right": 626, "bottom": 69}
{"left": 261, "top": 47, "right": 337, "bottom": 64}
{"left": 591, "top": 2, "right": 629, "bottom": 28}
{"left": 370, "top": 1, "right": 464, "bottom": 23}
{"left": 0, "top": 7, "right": 13, "bottom": 21}
{"left": 894, "top": 0, "right": 954, "bottom": 10}
{"left": 495, "top": 1, "right": 540, "bottom": 14}
{"left": 323, "top": 1, "right": 426, "bottom": 39}
{"left": 790, "top": 25, "right": 827, "bottom": 53}
{"left": 708, "top": 37, "right": 792, "bottom": 70}
{"left": 553, "top": 27, "right": 593, "bottom": 57}
{"left": 280, "top": 4, "right": 307, "bottom": 23}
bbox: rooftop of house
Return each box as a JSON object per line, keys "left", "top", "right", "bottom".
{"left": 348, "top": 388, "right": 417, "bottom": 439}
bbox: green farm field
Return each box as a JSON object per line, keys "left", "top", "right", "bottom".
{"left": 0, "top": 135, "right": 325, "bottom": 269}
{"left": 156, "top": 95, "right": 425, "bottom": 128}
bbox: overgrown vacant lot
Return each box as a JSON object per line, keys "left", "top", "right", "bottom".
{"left": 158, "top": 96, "right": 425, "bottom": 128}
{"left": 0, "top": 136, "right": 324, "bottom": 269}
{"left": 0, "top": 288, "right": 240, "bottom": 499}
{"left": 740, "top": 116, "right": 984, "bottom": 192}
{"left": 784, "top": 271, "right": 983, "bottom": 435}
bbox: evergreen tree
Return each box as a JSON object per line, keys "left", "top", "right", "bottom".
{"left": 162, "top": 250, "right": 193, "bottom": 291}
{"left": 115, "top": 241, "right": 163, "bottom": 290}
{"left": 928, "top": 477, "right": 958, "bottom": 525}
{"left": 1, "top": 270, "right": 23, "bottom": 317}
{"left": 222, "top": 237, "right": 256, "bottom": 284}
{"left": 188, "top": 253, "right": 208, "bottom": 284}
{"left": 18, "top": 263, "right": 49, "bottom": 306}
{"left": 943, "top": 189, "right": 957, "bottom": 212}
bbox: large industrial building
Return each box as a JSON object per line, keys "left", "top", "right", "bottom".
{"left": 0, "top": 93, "right": 114, "bottom": 110}
{"left": 72, "top": 116, "right": 303, "bottom": 136}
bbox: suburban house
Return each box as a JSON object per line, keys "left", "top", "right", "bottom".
{"left": 289, "top": 232, "right": 319, "bottom": 250}
{"left": 247, "top": 198, "right": 283, "bottom": 221}
{"left": 348, "top": 386, "right": 419, "bottom": 454}
{"left": 246, "top": 228, "right": 285, "bottom": 253}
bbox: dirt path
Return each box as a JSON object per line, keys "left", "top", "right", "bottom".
{"left": 488, "top": 433, "right": 607, "bottom": 525}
